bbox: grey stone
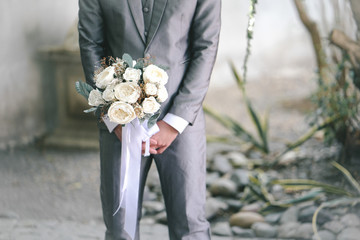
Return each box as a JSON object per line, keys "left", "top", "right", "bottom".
{"left": 280, "top": 206, "right": 298, "bottom": 224}
{"left": 211, "top": 154, "right": 233, "bottom": 174}
{"left": 143, "top": 201, "right": 165, "bottom": 215}
{"left": 226, "top": 151, "right": 248, "bottom": 168}
{"left": 340, "top": 213, "right": 360, "bottom": 227}
{"left": 312, "top": 230, "right": 336, "bottom": 240}
{"left": 212, "top": 222, "right": 232, "bottom": 236}
{"left": 154, "top": 211, "right": 167, "bottom": 224}
{"left": 295, "top": 223, "right": 313, "bottom": 239}
{"left": 206, "top": 172, "right": 220, "bottom": 186}
{"left": 299, "top": 205, "right": 332, "bottom": 224}
{"left": 205, "top": 197, "right": 228, "bottom": 220}
{"left": 223, "top": 199, "right": 243, "bottom": 211}
{"left": 229, "top": 211, "right": 265, "bottom": 228}
{"left": 323, "top": 220, "right": 344, "bottom": 234}
{"left": 143, "top": 186, "right": 158, "bottom": 201}
{"left": 251, "top": 222, "right": 277, "bottom": 238}
{"left": 231, "top": 226, "right": 255, "bottom": 238}
{"left": 278, "top": 222, "right": 301, "bottom": 238}
{"left": 337, "top": 227, "right": 360, "bottom": 240}
{"left": 278, "top": 151, "right": 297, "bottom": 166}
{"left": 0, "top": 211, "right": 19, "bottom": 219}
{"left": 265, "top": 212, "right": 282, "bottom": 224}
{"left": 209, "top": 178, "right": 237, "bottom": 197}
{"left": 230, "top": 169, "right": 249, "bottom": 187}
{"left": 241, "top": 202, "right": 262, "bottom": 213}
{"left": 271, "top": 184, "right": 285, "bottom": 200}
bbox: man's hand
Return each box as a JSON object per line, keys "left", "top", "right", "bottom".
{"left": 114, "top": 125, "right": 158, "bottom": 155}
{"left": 150, "top": 120, "right": 179, "bottom": 154}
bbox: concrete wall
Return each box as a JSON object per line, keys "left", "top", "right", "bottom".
{"left": 0, "top": 1, "right": 78, "bottom": 148}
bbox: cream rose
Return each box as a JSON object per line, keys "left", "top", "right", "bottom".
{"left": 156, "top": 85, "right": 168, "bottom": 103}
{"left": 144, "top": 83, "right": 158, "bottom": 96}
{"left": 142, "top": 97, "right": 160, "bottom": 114}
{"left": 88, "top": 89, "right": 105, "bottom": 106}
{"left": 123, "top": 68, "right": 142, "bottom": 82}
{"left": 114, "top": 82, "right": 141, "bottom": 104}
{"left": 143, "top": 64, "right": 168, "bottom": 85}
{"left": 95, "top": 66, "right": 117, "bottom": 89}
{"left": 133, "top": 103, "right": 145, "bottom": 119}
{"left": 108, "top": 101, "right": 136, "bottom": 125}
{"left": 102, "top": 85, "right": 116, "bottom": 102}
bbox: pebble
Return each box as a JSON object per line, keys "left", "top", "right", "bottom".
{"left": 0, "top": 211, "right": 19, "bottom": 219}
{"left": 209, "top": 178, "right": 237, "bottom": 197}
{"left": 278, "top": 151, "right": 297, "bottom": 166}
{"left": 240, "top": 202, "right": 262, "bottom": 213}
{"left": 312, "top": 230, "right": 336, "bottom": 240}
{"left": 277, "top": 222, "right": 300, "bottom": 238}
{"left": 230, "top": 169, "right": 249, "bottom": 187}
{"left": 226, "top": 151, "right": 248, "bottom": 168}
{"left": 271, "top": 184, "right": 285, "bottom": 200}
{"left": 280, "top": 206, "right": 298, "bottom": 224}
{"left": 231, "top": 226, "right": 255, "bottom": 238}
{"left": 154, "top": 211, "right": 167, "bottom": 224}
{"left": 337, "top": 227, "right": 360, "bottom": 240}
{"left": 229, "top": 211, "right": 265, "bottom": 228}
{"left": 211, "top": 154, "right": 233, "bottom": 174}
{"left": 340, "top": 213, "right": 360, "bottom": 227}
{"left": 206, "top": 172, "right": 221, "bottom": 186}
{"left": 295, "top": 223, "right": 313, "bottom": 239}
{"left": 212, "top": 222, "right": 232, "bottom": 236}
{"left": 323, "top": 220, "right": 344, "bottom": 234}
{"left": 251, "top": 222, "right": 277, "bottom": 238}
{"left": 205, "top": 197, "right": 228, "bottom": 220}
{"left": 223, "top": 199, "right": 243, "bottom": 211}
{"left": 299, "top": 205, "right": 332, "bottom": 224}
{"left": 142, "top": 201, "right": 165, "bottom": 215}
{"left": 265, "top": 212, "right": 282, "bottom": 224}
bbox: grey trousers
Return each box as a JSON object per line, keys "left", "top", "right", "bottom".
{"left": 98, "top": 122, "right": 211, "bottom": 240}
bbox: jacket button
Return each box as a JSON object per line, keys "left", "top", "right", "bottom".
{"left": 143, "top": 7, "right": 149, "bottom": 13}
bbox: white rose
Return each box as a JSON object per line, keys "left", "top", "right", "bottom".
{"left": 156, "top": 85, "right": 168, "bottom": 103}
{"left": 88, "top": 89, "right": 105, "bottom": 106}
{"left": 144, "top": 83, "right": 158, "bottom": 96}
{"left": 142, "top": 97, "right": 160, "bottom": 114}
{"left": 143, "top": 64, "right": 168, "bottom": 85}
{"left": 114, "top": 82, "right": 141, "bottom": 104}
{"left": 133, "top": 103, "right": 145, "bottom": 119}
{"left": 102, "top": 85, "right": 116, "bottom": 102}
{"left": 108, "top": 101, "right": 136, "bottom": 125}
{"left": 123, "top": 68, "right": 142, "bottom": 82}
{"left": 95, "top": 66, "right": 117, "bottom": 89}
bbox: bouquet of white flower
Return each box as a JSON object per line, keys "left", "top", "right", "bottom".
{"left": 75, "top": 53, "right": 169, "bottom": 128}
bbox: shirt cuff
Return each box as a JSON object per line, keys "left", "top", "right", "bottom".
{"left": 102, "top": 114, "right": 119, "bottom": 133}
{"left": 163, "top": 113, "right": 189, "bottom": 134}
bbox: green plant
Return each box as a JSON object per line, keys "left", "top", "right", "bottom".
{"left": 204, "top": 0, "right": 270, "bottom": 154}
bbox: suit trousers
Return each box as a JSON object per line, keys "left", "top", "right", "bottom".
{"left": 98, "top": 121, "right": 211, "bottom": 240}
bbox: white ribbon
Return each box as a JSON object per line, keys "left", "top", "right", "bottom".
{"left": 113, "top": 118, "right": 159, "bottom": 240}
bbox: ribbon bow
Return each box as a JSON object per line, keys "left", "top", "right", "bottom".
{"left": 113, "top": 119, "right": 159, "bottom": 239}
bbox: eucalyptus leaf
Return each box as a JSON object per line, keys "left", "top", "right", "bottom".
{"left": 148, "top": 111, "right": 161, "bottom": 129}
{"left": 75, "top": 81, "right": 94, "bottom": 99}
{"left": 122, "top": 53, "right": 133, "bottom": 68}
{"left": 84, "top": 107, "right": 97, "bottom": 113}
{"left": 134, "top": 60, "right": 144, "bottom": 69}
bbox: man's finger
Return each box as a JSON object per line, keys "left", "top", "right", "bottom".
{"left": 157, "top": 146, "right": 167, "bottom": 154}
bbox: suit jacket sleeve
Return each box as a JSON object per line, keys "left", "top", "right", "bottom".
{"left": 78, "top": 0, "right": 105, "bottom": 88}
{"left": 168, "top": 0, "right": 221, "bottom": 125}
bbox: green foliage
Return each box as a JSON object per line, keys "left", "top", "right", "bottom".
{"left": 310, "top": 52, "right": 360, "bottom": 147}
{"left": 122, "top": 53, "right": 133, "bottom": 68}
{"left": 147, "top": 111, "right": 161, "bottom": 129}
{"left": 75, "top": 81, "right": 94, "bottom": 100}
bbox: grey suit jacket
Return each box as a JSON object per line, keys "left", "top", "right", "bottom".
{"left": 78, "top": 0, "right": 221, "bottom": 128}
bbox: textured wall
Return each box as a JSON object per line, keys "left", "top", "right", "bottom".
{"left": 0, "top": 1, "right": 78, "bottom": 149}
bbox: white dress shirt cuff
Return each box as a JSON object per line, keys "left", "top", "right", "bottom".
{"left": 102, "top": 114, "right": 119, "bottom": 133}
{"left": 163, "top": 113, "right": 189, "bottom": 134}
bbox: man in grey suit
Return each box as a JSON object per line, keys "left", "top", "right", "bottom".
{"left": 78, "top": 0, "right": 221, "bottom": 239}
